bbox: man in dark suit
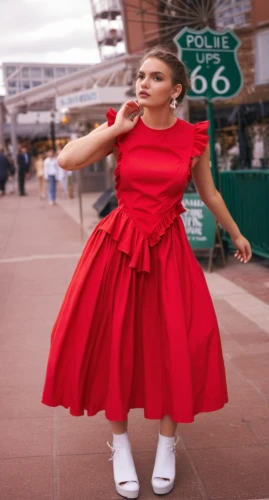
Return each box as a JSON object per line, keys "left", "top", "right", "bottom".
{"left": 17, "top": 145, "right": 30, "bottom": 196}
{"left": 0, "top": 146, "right": 12, "bottom": 195}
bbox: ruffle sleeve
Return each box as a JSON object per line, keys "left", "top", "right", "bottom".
{"left": 187, "top": 121, "right": 209, "bottom": 183}
{"left": 106, "top": 107, "right": 121, "bottom": 191}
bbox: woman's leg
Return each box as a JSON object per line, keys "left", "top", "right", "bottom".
{"left": 108, "top": 419, "right": 139, "bottom": 498}
{"left": 152, "top": 416, "right": 178, "bottom": 495}
{"left": 160, "top": 415, "right": 177, "bottom": 437}
{"left": 108, "top": 420, "right": 128, "bottom": 435}
{"left": 41, "top": 176, "right": 45, "bottom": 198}
{"left": 0, "top": 179, "right": 6, "bottom": 195}
{"left": 48, "top": 175, "right": 53, "bottom": 202}
{"left": 52, "top": 176, "right": 56, "bottom": 202}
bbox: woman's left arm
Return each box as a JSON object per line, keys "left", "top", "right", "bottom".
{"left": 192, "top": 144, "right": 252, "bottom": 263}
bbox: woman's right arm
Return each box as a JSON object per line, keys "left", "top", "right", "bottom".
{"left": 57, "top": 122, "right": 120, "bottom": 171}
{"left": 58, "top": 100, "right": 141, "bottom": 171}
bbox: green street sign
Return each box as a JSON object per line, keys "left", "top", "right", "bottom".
{"left": 181, "top": 193, "right": 216, "bottom": 249}
{"left": 174, "top": 27, "right": 243, "bottom": 101}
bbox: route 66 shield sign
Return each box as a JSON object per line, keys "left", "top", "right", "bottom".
{"left": 174, "top": 27, "right": 244, "bottom": 101}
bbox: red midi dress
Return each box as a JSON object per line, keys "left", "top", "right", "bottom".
{"left": 42, "top": 109, "right": 228, "bottom": 423}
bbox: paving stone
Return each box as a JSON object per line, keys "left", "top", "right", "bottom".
{"left": 58, "top": 451, "right": 205, "bottom": 500}
{"left": 0, "top": 349, "right": 48, "bottom": 389}
{"left": 0, "top": 417, "right": 53, "bottom": 458}
{"left": 189, "top": 446, "right": 269, "bottom": 499}
{"left": 0, "top": 318, "right": 52, "bottom": 352}
{"left": 0, "top": 385, "right": 51, "bottom": 419}
{"left": 0, "top": 456, "right": 54, "bottom": 500}
{"left": 57, "top": 412, "right": 111, "bottom": 456}
{"left": 178, "top": 419, "right": 259, "bottom": 449}
{"left": 230, "top": 352, "right": 269, "bottom": 379}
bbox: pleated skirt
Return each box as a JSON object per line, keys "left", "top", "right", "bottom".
{"left": 42, "top": 215, "right": 228, "bottom": 422}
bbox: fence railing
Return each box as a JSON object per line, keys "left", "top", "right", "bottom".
{"left": 219, "top": 170, "right": 269, "bottom": 259}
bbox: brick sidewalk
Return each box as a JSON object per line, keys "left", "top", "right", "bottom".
{"left": 0, "top": 180, "right": 269, "bottom": 500}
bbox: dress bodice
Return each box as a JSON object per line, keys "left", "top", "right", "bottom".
{"left": 97, "top": 108, "right": 209, "bottom": 273}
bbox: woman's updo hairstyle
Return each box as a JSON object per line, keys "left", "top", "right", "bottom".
{"left": 138, "top": 46, "right": 191, "bottom": 104}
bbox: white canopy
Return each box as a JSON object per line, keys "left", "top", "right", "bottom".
{"left": 4, "top": 54, "right": 140, "bottom": 119}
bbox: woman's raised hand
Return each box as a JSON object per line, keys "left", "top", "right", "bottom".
{"left": 114, "top": 101, "right": 141, "bottom": 134}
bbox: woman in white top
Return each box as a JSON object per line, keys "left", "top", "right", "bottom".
{"left": 44, "top": 148, "right": 60, "bottom": 205}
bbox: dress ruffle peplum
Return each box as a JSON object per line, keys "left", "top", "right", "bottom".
{"left": 42, "top": 109, "right": 228, "bottom": 423}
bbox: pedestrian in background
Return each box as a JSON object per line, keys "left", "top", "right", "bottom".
{"left": 6, "top": 153, "right": 16, "bottom": 194}
{"left": 17, "top": 145, "right": 30, "bottom": 196}
{"left": 44, "top": 148, "right": 60, "bottom": 205}
{"left": 34, "top": 151, "right": 45, "bottom": 199}
{"left": 0, "top": 145, "right": 12, "bottom": 196}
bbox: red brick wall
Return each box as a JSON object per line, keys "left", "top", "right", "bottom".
{"left": 121, "top": 0, "right": 160, "bottom": 54}
{"left": 251, "top": 0, "right": 269, "bottom": 28}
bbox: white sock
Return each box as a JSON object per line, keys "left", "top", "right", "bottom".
{"left": 112, "top": 431, "right": 130, "bottom": 447}
{"left": 158, "top": 433, "right": 175, "bottom": 445}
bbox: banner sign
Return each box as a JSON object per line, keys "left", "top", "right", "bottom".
{"left": 181, "top": 193, "right": 216, "bottom": 249}
{"left": 56, "top": 89, "right": 101, "bottom": 111}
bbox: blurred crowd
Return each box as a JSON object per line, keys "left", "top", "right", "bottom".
{"left": 0, "top": 145, "right": 74, "bottom": 204}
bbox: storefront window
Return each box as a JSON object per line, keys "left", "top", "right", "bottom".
{"left": 6, "top": 66, "right": 17, "bottom": 78}
{"left": 31, "top": 67, "right": 41, "bottom": 78}
{"left": 56, "top": 67, "right": 66, "bottom": 77}
{"left": 44, "top": 68, "right": 54, "bottom": 79}
{"left": 22, "top": 68, "right": 29, "bottom": 78}
{"left": 22, "top": 81, "right": 30, "bottom": 91}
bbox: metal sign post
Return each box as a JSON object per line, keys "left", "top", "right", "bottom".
{"left": 77, "top": 169, "right": 84, "bottom": 243}
{"left": 207, "top": 100, "right": 218, "bottom": 187}
{"left": 174, "top": 27, "right": 244, "bottom": 188}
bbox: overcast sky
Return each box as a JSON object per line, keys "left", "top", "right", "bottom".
{"left": 0, "top": 0, "right": 100, "bottom": 93}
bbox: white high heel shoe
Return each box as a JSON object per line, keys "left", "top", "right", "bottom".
{"left": 107, "top": 432, "right": 140, "bottom": 499}
{"left": 151, "top": 433, "right": 179, "bottom": 495}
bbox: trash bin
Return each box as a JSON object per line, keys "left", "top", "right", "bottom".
{"left": 92, "top": 188, "right": 118, "bottom": 217}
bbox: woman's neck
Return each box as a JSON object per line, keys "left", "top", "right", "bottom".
{"left": 141, "top": 107, "right": 177, "bottom": 130}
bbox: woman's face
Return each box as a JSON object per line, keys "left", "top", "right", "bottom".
{"left": 136, "top": 57, "right": 181, "bottom": 108}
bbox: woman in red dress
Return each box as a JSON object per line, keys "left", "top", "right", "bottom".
{"left": 42, "top": 48, "right": 252, "bottom": 498}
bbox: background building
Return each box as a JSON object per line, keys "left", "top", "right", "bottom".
{"left": 3, "top": 62, "right": 87, "bottom": 97}
{"left": 215, "top": 0, "right": 252, "bottom": 29}
{"left": 1, "top": 62, "right": 89, "bottom": 152}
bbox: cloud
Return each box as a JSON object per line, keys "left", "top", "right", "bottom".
{"left": 1, "top": 0, "right": 93, "bottom": 35}
{"left": 0, "top": 0, "right": 98, "bottom": 63}
{"left": 45, "top": 48, "right": 100, "bottom": 64}
{"left": 2, "top": 16, "right": 98, "bottom": 57}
